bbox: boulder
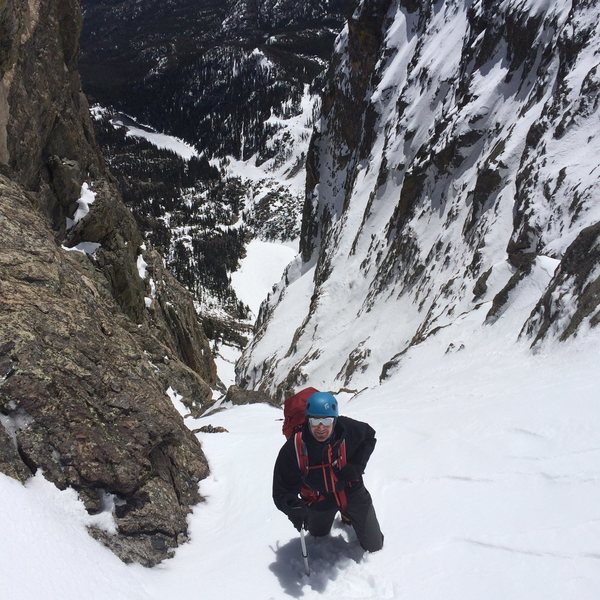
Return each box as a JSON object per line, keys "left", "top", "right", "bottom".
{"left": 225, "top": 385, "right": 275, "bottom": 406}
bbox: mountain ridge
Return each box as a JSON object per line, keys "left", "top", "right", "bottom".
{"left": 239, "top": 0, "right": 600, "bottom": 399}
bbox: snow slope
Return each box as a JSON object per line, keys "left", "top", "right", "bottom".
{"left": 1, "top": 304, "right": 599, "bottom": 599}
{"left": 214, "top": 238, "right": 298, "bottom": 388}
{"left": 90, "top": 106, "right": 199, "bottom": 160}
{"left": 238, "top": 0, "right": 600, "bottom": 397}
{"left": 231, "top": 239, "right": 298, "bottom": 319}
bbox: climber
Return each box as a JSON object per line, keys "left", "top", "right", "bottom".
{"left": 272, "top": 390, "right": 384, "bottom": 552}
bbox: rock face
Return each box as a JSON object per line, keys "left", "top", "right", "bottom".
{"left": 523, "top": 222, "right": 600, "bottom": 345}
{"left": 239, "top": 0, "right": 600, "bottom": 399}
{"left": 0, "top": 0, "right": 215, "bottom": 565}
{"left": 224, "top": 384, "right": 274, "bottom": 406}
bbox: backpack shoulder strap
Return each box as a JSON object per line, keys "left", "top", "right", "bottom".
{"left": 337, "top": 439, "right": 347, "bottom": 469}
{"left": 293, "top": 431, "right": 309, "bottom": 476}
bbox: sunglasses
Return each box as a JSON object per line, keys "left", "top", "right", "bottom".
{"left": 308, "top": 417, "right": 335, "bottom": 427}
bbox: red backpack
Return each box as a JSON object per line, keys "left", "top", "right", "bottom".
{"left": 282, "top": 387, "right": 319, "bottom": 439}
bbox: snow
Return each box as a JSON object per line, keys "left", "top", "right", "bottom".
{"left": 211, "top": 238, "right": 298, "bottom": 389}
{"left": 1, "top": 325, "right": 599, "bottom": 599}
{"left": 166, "top": 386, "right": 189, "bottom": 418}
{"left": 202, "top": 237, "right": 298, "bottom": 389}
{"left": 239, "top": 257, "right": 317, "bottom": 381}
{"left": 230, "top": 239, "right": 297, "bottom": 317}
{"left": 91, "top": 106, "right": 199, "bottom": 161}
{"left": 61, "top": 242, "right": 102, "bottom": 256}
{"left": 212, "top": 342, "right": 240, "bottom": 389}
{"left": 66, "top": 183, "right": 96, "bottom": 230}
{"left": 136, "top": 253, "right": 148, "bottom": 280}
{"left": 137, "top": 251, "right": 155, "bottom": 308}
{"left": 122, "top": 124, "right": 198, "bottom": 161}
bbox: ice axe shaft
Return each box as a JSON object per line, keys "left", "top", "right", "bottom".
{"left": 300, "top": 527, "right": 310, "bottom": 576}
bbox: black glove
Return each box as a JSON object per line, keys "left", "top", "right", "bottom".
{"left": 286, "top": 499, "right": 309, "bottom": 532}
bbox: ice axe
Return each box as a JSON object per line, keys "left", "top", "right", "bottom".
{"left": 300, "top": 527, "right": 310, "bottom": 576}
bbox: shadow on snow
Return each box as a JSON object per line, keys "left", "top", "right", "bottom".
{"left": 268, "top": 522, "right": 365, "bottom": 597}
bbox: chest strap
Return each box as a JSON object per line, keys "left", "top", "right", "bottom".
{"left": 293, "top": 432, "right": 348, "bottom": 513}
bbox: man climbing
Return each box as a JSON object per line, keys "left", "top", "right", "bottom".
{"left": 272, "top": 391, "right": 384, "bottom": 552}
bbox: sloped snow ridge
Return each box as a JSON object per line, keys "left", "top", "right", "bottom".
{"left": 239, "top": 0, "right": 600, "bottom": 398}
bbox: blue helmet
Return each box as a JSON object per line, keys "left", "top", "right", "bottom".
{"left": 306, "top": 391, "right": 338, "bottom": 418}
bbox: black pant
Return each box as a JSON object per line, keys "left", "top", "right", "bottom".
{"left": 306, "top": 486, "right": 384, "bottom": 552}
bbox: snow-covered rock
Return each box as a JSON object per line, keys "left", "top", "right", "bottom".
{"left": 239, "top": 0, "right": 600, "bottom": 399}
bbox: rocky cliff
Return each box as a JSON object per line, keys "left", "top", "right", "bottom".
{"left": 239, "top": 0, "right": 600, "bottom": 399}
{"left": 1, "top": 0, "right": 216, "bottom": 565}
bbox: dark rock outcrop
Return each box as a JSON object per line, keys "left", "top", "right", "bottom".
{"left": 0, "top": 0, "right": 216, "bottom": 565}
{"left": 224, "top": 384, "right": 274, "bottom": 406}
{"left": 302, "top": 0, "right": 392, "bottom": 263}
{"left": 522, "top": 222, "right": 600, "bottom": 345}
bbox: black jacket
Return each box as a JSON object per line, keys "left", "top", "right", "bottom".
{"left": 273, "top": 416, "right": 377, "bottom": 514}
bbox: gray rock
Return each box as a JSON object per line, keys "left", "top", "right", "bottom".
{"left": 192, "top": 425, "right": 229, "bottom": 434}
{"left": 0, "top": 173, "right": 210, "bottom": 565}
{"left": 523, "top": 222, "right": 600, "bottom": 345}
{"left": 0, "top": 0, "right": 216, "bottom": 566}
{"left": 225, "top": 385, "right": 275, "bottom": 406}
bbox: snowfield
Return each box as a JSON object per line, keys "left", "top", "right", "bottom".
{"left": 90, "top": 107, "right": 199, "bottom": 161}
{"left": 1, "top": 311, "right": 599, "bottom": 599}
{"left": 230, "top": 239, "right": 298, "bottom": 318}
